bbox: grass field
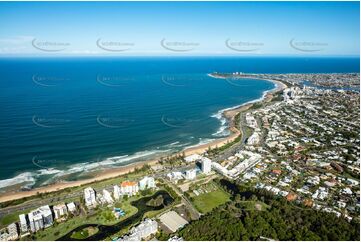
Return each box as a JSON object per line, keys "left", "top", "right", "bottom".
{"left": 190, "top": 182, "right": 231, "bottom": 214}
{"left": 70, "top": 226, "right": 99, "bottom": 240}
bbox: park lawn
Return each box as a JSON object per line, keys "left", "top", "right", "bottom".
{"left": 0, "top": 208, "right": 33, "bottom": 227}
{"left": 192, "top": 189, "right": 231, "bottom": 214}
{"left": 70, "top": 226, "right": 99, "bottom": 240}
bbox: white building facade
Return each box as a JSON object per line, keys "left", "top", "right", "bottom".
{"left": 201, "top": 157, "right": 212, "bottom": 174}
{"left": 84, "top": 187, "right": 97, "bottom": 208}
{"left": 139, "top": 176, "right": 156, "bottom": 190}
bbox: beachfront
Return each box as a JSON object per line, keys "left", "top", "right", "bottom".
{"left": 0, "top": 77, "right": 287, "bottom": 203}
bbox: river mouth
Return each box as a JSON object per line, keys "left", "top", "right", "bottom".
{"left": 57, "top": 190, "right": 174, "bottom": 241}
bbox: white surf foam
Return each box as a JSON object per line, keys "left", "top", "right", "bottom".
{"left": 211, "top": 111, "right": 230, "bottom": 137}
{"left": 0, "top": 172, "right": 36, "bottom": 189}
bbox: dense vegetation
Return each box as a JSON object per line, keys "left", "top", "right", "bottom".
{"left": 178, "top": 182, "right": 360, "bottom": 241}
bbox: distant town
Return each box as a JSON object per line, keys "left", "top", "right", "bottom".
{"left": 0, "top": 72, "right": 359, "bottom": 241}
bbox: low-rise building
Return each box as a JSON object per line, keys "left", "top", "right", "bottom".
{"left": 7, "top": 223, "right": 18, "bottom": 240}
{"left": 103, "top": 189, "right": 114, "bottom": 204}
{"left": 139, "top": 176, "right": 156, "bottom": 190}
{"left": 184, "top": 154, "right": 202, "bottom": 163}
{"left": 119, "top": 219, "right": 158, "bottom": 241}
{"left": 120, "top": 181, "right": 139, "bottom": 196}
{"left": 167, "top": 171, "right": 183, "bottom": 182}
{"left": 66, "top": 202, "right": 77, "bottom": 214}
{"left": 53, "top": 203, "right": 68, "bottom": 220}
{"left": 184, "top": 169, "right": 197, "bottom": 180}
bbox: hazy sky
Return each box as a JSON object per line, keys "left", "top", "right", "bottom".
{"left": 0, "top": 1, "right": 359, "bottom": 56}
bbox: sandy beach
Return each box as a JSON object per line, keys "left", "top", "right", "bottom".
{"left": 0, "top": 77, "right": 287, "bottom": 203}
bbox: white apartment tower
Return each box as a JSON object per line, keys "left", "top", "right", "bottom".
{"left": 201, "top": 157, "right": 212, "bottom": 174}
{"left": 84, "top": 187, "right": 97, "bottom": 208}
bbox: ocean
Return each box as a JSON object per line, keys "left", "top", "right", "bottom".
{"left": 0, "top": 56, "right": 359, "bottom": 191}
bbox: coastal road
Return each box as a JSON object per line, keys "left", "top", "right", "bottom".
{"left": 212, "top": 112, "right": 250, "bottom": 163}
{"left": 0, "top": 113, "right": 250, "bottom": 219}
{"left": 0, "top": 164, "right": 194, "bottom": 218}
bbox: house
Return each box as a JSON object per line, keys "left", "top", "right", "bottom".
{"left": 286, "top": 193, "right": 297, "bottom": 201}
{"left": 342, "top": 187, "right": 353, "bottom": 195}
{"left": 271, "top": 169, "right": 282, "bottom": 176}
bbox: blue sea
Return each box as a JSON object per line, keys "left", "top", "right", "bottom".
{"left": 0, "top": 56, "right": 359, "bottom": 191}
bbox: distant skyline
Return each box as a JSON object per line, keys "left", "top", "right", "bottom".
{"left": 0, "top": 1, "right": 359, "bottom": 56}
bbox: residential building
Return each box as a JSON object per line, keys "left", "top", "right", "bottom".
{"left": 28, "top": 205, "right": 53, "bottom": 232}
{"left": 184, "top": 169, "right": 197, "bottom": 180}
{"left": 139, "top": 176, "right": 156, "bottom": 190}
{"left": 120, "top": 181, "right": 139, "bottom": 196}
{"left": 201, "top": 157, "right": 212, "bottom": 174}
{"left": 166, "top": 171, "right": 183, "bottom": 182}
{"left": 103, "top": 189, "right": 114, "bottom": 204}
{"left": 84, "top": 187, "right": 97, "bottom": 208}
{"left": 19, "top": 214, "right": 28, "bottom": 233}
{"left": 66, "top": 202, "right": 77, "bottom": 214}
{"left": 247, "top": 132, "right": 260, "bottom": 145}
{"left": 0, "top": 228, "right": 9, "bottom": 241}
{"left": 28, "top": 209, "right": 43, "bottom": 232}
{"left": 119, "top": 219, "right": 158, "bottom": 241}
{"left": 113, "top": 185, "right": 121, "bottom": 200}
{"left": 53, "top": 203, "right": 68, "bottom": 220}
{"left": 184, "top": 154, "right": 202, "bottom": 163}
{"left": 7, "top": 223, "right": 18, "bottom": 240}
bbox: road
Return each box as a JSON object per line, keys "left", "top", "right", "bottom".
{"left": 212, "top": 112, "right": 250, "bottom": 163}
{"left": 164, "top": 179, "right": 201, "bottom": 220}
{"left": 0, "top": 112, "right": 251, "bottom": 220}
{"left": 0, "top": 164, "right": 194, "bottom": 218}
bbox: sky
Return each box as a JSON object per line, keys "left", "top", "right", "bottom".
{"left": 0, "top": 1, "right": 359, "bottom": 56}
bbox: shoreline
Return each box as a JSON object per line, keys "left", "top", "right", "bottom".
{"left": 0, "top": 76, "right": 287, "bottom": 203}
